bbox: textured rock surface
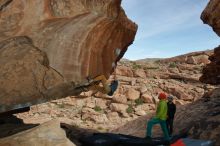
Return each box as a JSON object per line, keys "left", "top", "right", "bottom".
{"left": 126, "top": 88, "right": 140, "bottom": 101}
{"left": 0, "top": 0, "right": 137, "bottom": 113}
{"left": 200, "top": 46, "right": 220, "bottom": 85}
{"left": 0, "top": 36, "right": 70, "bottom": 112}
{"left": 200, "top": 0, "right": 220, "bottom": 85}
{"left": 201, "top": 0, "right": 220, "bottom": 37}
{"left": 0, "top": 0, "right": 137, "bottom": 80}
{"left": 173, "top": 88, "right": 220, "bottom": 144}
{"left": 0, "top": 120, "right": 76, "bottom": 146}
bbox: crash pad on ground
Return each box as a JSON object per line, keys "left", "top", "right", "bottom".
{"left": 80, "top": 133, "right": 187, "bottom": 146}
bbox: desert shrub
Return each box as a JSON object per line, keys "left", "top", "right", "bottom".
{"left": 169, "top": 62, "right": 177, "bottom": 68}
{"left": 58, "top": 104, "right": 65, "bottom": 108}
{"left": 144, "top": 66, "right": 159, "bottom": 70}
{"left": 135, "top": 98, "right": 144, "bottom": 106}
{"left": 155, "top": 60, "right": 161, "bottom": 64}
{"left": 97, "top": 126, "right": 104, "bottom": 131}
{"left": 126, "top": 104, "right": 134, "bottom": 113}
{"left": 132, "top": 62, "right": 142, "bottom": 70}
{"left": 94, "top": 106, "right": 102, "bottom": 112}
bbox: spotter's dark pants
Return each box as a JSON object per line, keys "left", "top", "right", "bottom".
{"left": 166, "top": 118, "right": 174, "bottom": 136}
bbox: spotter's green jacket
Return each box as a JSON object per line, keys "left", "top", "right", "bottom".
{"left": 155, "top": 99, "right": 167, "bottom": 120}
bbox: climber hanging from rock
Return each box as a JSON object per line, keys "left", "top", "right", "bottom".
{"left": 75, "top": 48, "right": 121, "bottom": 96}
{"left": 82, "top": 62, "right": 118, "bottom": 96}
{"left": 85, "top": 73, "right": 118, "bottom": 96}
{"left": 75, "top": 73, "right": 118, "bottom": 96}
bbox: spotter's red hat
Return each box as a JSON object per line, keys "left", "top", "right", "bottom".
{"left": 158, "top": 93, "right": 167, "bottom": 99}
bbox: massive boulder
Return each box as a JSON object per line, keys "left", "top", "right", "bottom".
{"left": 0, "top": 0, "right": 137, "bottom": 113}
{"left": 200, "top": 0, "right": 220, "bottom": 85}
{"left": 200, "top": 46, "right": 220, "bottom": 84}
{"left": 201, "top": 0, "right": 220, "bottom": 37}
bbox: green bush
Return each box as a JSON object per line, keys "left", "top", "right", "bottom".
{"left": 155, "top": 60, "right": 161, "bottom": 64}
{"left": 169, "top": 62, "right": 177, "bottom": 68}
{"left": 126, "top": 104, "right": 134, "bottom": 114}
{"left": 58, "top": 104, "right": 65, "bottom": 108}
{"left": 97, "top": 126, "right": 104, "bottom": 131}
{"left": 132, "top": 62, "right": 142, "bottom": 70}
{"left": 94, "top": 106, "right": 102, "bottom": 112}
{"left": 144, "top": 66, "right": 159, "bottom": 70}
{"left": 135, "top": 98, "right": 144, "bottom": 106}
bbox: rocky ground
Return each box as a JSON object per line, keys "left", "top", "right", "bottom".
{"left": 0, "top": 50, "right": 219, "bottom": 146}
{"left": 15, "top": 50, "right": 215, "bottom": 132}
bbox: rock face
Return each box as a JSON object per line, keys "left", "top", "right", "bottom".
{"left": 200, "top": 46, "right": 220, "bottom": 85}
{"left": 173, "top": 88, "right": 220, "bottom": 144}
{"left": 0, "top": 36, "right": 66, "bottom": 112}
{"left": 199, "top": 6, "right": 220, "bottom": 142}
{"left": 0, "top": 0, "right": 137, "bottom": 113}
{"left": 0, "top": 120, "right": 76, "bottom": 146}
{"left": 201, "top": 0, "right": 220, "bottom": 37}
{"left": 200, "top": 0, "right": 220, "bottom": 85}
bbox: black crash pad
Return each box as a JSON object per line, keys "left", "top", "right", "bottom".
{"left": 79, "top": 133, "right": 187, "bottom": 146}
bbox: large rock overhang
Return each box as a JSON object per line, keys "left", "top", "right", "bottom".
{"left": 0, "top": 0, "right": 137, "bottom": 113}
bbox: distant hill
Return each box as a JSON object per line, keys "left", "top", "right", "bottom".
{"left": 122, "top": 49, "right": 213, "bottom": 63}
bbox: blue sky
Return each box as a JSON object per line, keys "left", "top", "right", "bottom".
{"left": 121, "top": 0, "right": 220, "bottom": 60}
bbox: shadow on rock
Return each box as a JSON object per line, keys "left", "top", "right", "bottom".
{"left": 61, "top": 123, "right": 98, "bottom": 146}
{"left": 0, "top": 114, "right": 38, "bottom": 138}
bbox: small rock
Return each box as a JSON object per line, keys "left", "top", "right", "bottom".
{"left": 95, "top": 98, "right": 108, "bottom": 109}
{"left": 116, "top": 66, "right": 133, "bottom": 77}
{"left": 134, "top": 69, "right": 146, "bottom": 78}
{"left": 121, "top": 111, "right": 130, "bottom": 118}
{"left": 85, "top": 97, "right": 96, "bottom": 108}
{"left": 107, "top": 112, "right": 121, "bottom": 123}
{"left": 135, "top": 110, "right": 146, "bottom": 116}
{"left": 126, "top": 88, "right": 140, "bottom": 101}
{"left": 131, "top": 79, "right": 136, "bottom": 86}
{"left": 186, "top": 56, "right": 197, "bottom": 64}
{"left": 110, "top": 103, "right": 128, "bottom": 113}
{"left": 140, "top": 85, "right": 148, "bottom": 94}
{"left": 134, "top": 104, "right": 150, "bottom": 112}
{"left": 141, "top": 94, "right": 154, "bottom": 103}
{"left": 112, "top": 94, "right": 127, "bottom": 104}
{"left": 81, "top": 108, "right": 108, "bottom": 124}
